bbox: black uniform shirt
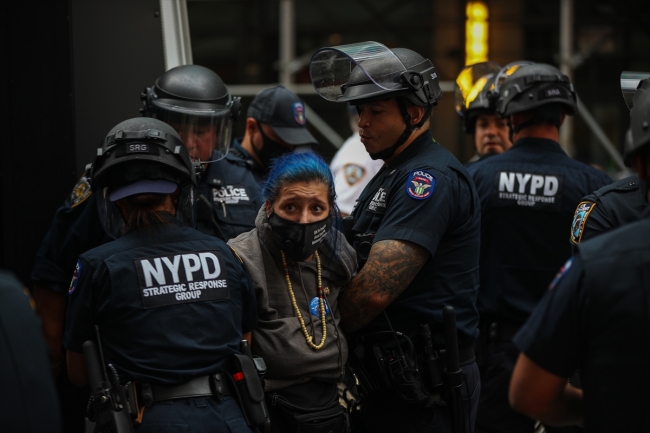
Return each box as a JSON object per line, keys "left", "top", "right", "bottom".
{"left": 351, "top": 130, "right": 481, "bottom": 345}
{"left": 570, "top": 174, "right": 647, "bottom": 246}
{"left": 31, "top": 179, "right": 113, "bottom": 294}
{"left": 514, "top": 206, "right": 650, "bottom": 432}
{"left": 64, "top": 220, "right": 257, "bottom": 385}
{"left": 195, "top": 143, "right": 265, "bottom": 241}
{"left": 467, "top": 138, "right": 611, "bottom": 324}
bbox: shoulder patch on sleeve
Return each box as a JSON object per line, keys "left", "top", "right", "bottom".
{"left": 570, "top": 201, "right": 597, "bottom": 244}
{"left": 70, "top": 176, "right": 92, "bottom": 208}
{"left": 406, "top": 169, "right": 436, "bottom": 200}
{"left": 549, "top": 258, "right": 573, "bottom": 290}
{"left": 343, "top": 163, "right": 367, "bottom": 186}
{"left": 229, "top": 246, "right": 244, "bottom": 264}
{"left": 69, "top": 259, "right": 82, "bottom": 295}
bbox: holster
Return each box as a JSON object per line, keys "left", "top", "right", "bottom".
{"left": 225, "top": 353, "right": 271, "bottom": 432}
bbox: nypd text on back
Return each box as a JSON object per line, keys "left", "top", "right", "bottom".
{"left": 493, "top": 171, "right": 562, "bottom": 210}
{"left": 135, "top": 250, "right": 229, "bottom": 309}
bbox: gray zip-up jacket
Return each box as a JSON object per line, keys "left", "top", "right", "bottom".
{"left": 228, "top": 207, "right": 357, "bottom": 391}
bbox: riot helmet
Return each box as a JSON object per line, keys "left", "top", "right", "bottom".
{"left": 625, "top": 78, "right": 650, "bottom": 166}
{"left": 310, "top": 41, "right": 442, "bottom": 159}
{"left": 454, "top": 61, "right": 501, "bottom": 133}
{"left": 141, "top": 65, "right": 241, "bottom": 161}
{"left": 88, "top": 117, "right": 198, "bottom": 238}
{"left": 496, "top": 63, "right": 577, "bottom": 119}
{"left": 620, "top": 71, "right": 650, "bottom": 111}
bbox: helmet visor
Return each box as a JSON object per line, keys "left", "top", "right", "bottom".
{"left": 310, "top": 41, "right": 408, "bottom": 101}
{"left": 151, "top": 102, "right": 233, "bottom": 161}
{"left": 97, "top": 183, "right": 195, "bottom": 239}
{"left": 621, "top": 71, "right": 650, "bottom": 111}
{"left": 454, "top": 61, "right": 501, "bottom": 115}
{"left": 492, "top": 61, "right": 536, "bottom": 95}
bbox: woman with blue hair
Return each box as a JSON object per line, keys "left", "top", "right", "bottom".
{"left": 229, "top": 151, "right": 356, "bottom": 433}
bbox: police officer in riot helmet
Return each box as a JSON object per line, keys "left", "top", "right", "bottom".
{"left": 64, "top": 117, "right": 258, "bottom": 432}
{"left": 454, "top": 61, "right": 513, "bottom": 162}
{"left": 510, "top": 77, "right": 650, "bottom": 431}
{"left": 466, "top": 62, "right": 611, "bottom": 433}
{"left": 141, "top": 64, "right": 265, "bottom": 241}
{"left": 310, "top": 41, "right": 482, "bottom": 433}
{"left": 568, "top": 74, "right": 649, "bottom": 247}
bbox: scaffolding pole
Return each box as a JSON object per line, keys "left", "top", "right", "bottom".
{"left": 559, "top": 0, "right": 574, "bottom": 156}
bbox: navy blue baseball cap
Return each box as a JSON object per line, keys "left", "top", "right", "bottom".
{"left": 247, "top": 86, "right": 318, "bottom": 146}
{"left": 109, "top": 179, "right": 178, "bottom": 202}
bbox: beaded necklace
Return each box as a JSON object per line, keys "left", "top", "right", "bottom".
{"left": 281, "top": 250, "right": 327, "bottom": 350}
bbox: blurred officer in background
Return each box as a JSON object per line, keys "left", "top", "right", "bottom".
{"left": 31, "top": 64, "right": 238, "bottom": 432}
{"left": 454, "top": 61, "right": 513, "bottom": 163}
{"left": 569, "top": 73, "right": 650, "bottom": 246}
{"left": 311, "top": 41, "right": 482, "bottom": 433}
{"left": 65, "top": 117, "right": 257, "bottom": 432}
{"left": 0, "top": 271, "right": 61, "bottom": 433}
{"left": 330, "top": 106, "right": 384, "bottom": 215}
{"left": 466, "top": 62, "right": 611, "bottom": 433}
{"left": 510, "top": 76, "right": 650, "bottom": 432}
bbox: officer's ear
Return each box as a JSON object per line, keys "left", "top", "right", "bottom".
{"left": 245, "top": 118, "right": 258, "bottom": 137}
{"left": 406, "top": 103, "right": 426, "bottom": 126}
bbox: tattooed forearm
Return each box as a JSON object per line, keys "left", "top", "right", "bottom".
{"left": 339, "top": 239, "right": 429, "bottom": 332}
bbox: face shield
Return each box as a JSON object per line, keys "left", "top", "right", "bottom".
{"left": 621, "top": 71, "right": 650, "bottom": 110}
{"left": 454, "top": 62, "right": 501, "bottom": 116}
{"left": 310, "top": 41, "right": 409, "bottom": 102}
{"left": 150, "top": 99, "right": 234, "bottom": 162}
{"left": 96, "top": 181, "right": 195, "bottom": 239}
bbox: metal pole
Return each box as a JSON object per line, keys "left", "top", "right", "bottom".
{"left": 559, "top": 0, "right": 574, "bottom": 155}
{"left": 577, "top": 97, "right": 626, "bottom": 171}
{"left": 159, "top": 0, "right": 193, "bottom": 70}
{"left": 279, "top": 0, "right": 295, "bottom": 87}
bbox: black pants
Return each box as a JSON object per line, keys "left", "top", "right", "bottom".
{"left": 356, "top": 361, "right": 481, "bottom": 433}
{"left": 265, "top": 380, "right": 345, "bottom": 433}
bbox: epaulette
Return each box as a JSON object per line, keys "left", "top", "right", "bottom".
{"left": 70, "top": 176, "right": 92, "bottom": 208}
{"left": 229, "top": 245, "right": 244, "bottom": 264}
{"left": 592, "top": 177, "right": 640, "bottom": 199}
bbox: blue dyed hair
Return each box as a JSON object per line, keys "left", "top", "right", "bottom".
{"left": 263, "top": 151, "right": 337, "bottom": 211}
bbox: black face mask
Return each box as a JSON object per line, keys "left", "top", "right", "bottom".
{"left": 255, "top": 121, "right": 292, "bottom": 168}
{"left": 268, "top": 213, "right": 332, "bottom": 262}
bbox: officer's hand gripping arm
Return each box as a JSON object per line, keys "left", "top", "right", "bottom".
{"left": 510, "top": 353, "right": 583, "bottom": 426}
{"left": 338, "top": 239, "right": 429, "bottom": 332}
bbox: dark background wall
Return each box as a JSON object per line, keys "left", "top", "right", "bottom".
{"left": 0, "top": 0, "right": 75, "bottom": 285}
{"left": 0, "top": 0, "right": 165, "bottom": 285}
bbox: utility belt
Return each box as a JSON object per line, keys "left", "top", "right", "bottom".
{"left": 348, "top": 324, "right": 474, "bottom": 408}
{"left": 84, "top": 338, "right": 270, "bottom": 433}
{"left": 135, "top": 373, "right": 232, "bottom": 407}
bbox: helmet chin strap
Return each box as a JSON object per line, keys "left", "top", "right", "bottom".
{"left": 369, "top": 98, "right": 433, "bottom": 160}
{"left": 506, "top": 116, "right": 536, "bottom": 144}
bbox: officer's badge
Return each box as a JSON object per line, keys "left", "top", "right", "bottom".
{"left": 570, "top": 201, "right": 597, "bottom": 244}
{"left": 343, "top": 164, "right": 366, "bottom": 186}
{"left": 69, "top": 260, "right": 82, "bottom": 295}
{"left": 406, "top": 169, "right": 436, "bottom": 200}
{"left": 293, "top": 102, "right": 306, "bottom": 125}
{"left": 70, "top": 176, "right": 92, "bottom": 208}
{"left": 549, "top": 257, "right": 573, "bottom": 291}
